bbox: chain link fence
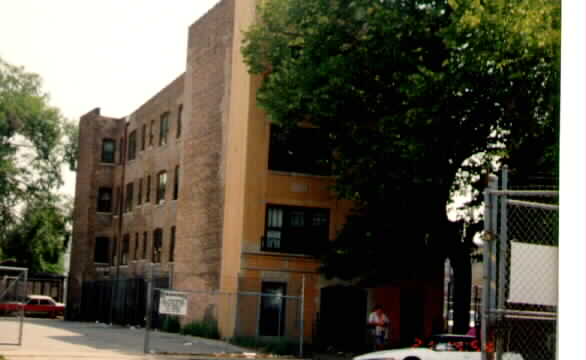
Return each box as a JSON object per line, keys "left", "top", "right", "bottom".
{"left": 482, "top": 168, "right": 558, "bottom": 360}
{"left": 144, "top": 274, "right": 305, "bottom": 356}
{"left": 0, "top": 266, "right": 28, "bottom": 346}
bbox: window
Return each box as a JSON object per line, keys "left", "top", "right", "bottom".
{"left": 141, "top": 124, "right": 146, "bottom": 151}
{"left": 268, "top": 125, "right": 331, "bottom": 175}
{"left": 146, "top": 175, "right": 151, "bottom": 203}
{"left": 149, "top": 120, "right": 154, "bottom": 146}
{"left": 156, "top": 171, "right": 167, "bottom": 204}
{"left": 159, "top": 112, "right": 169, "bottom": 146}
{"left": 94, "top": 237, "right": 109, "bottom": 263}
{"left": 152, "top": 228, "right": 163, "bottom": 263}
{"left": 263, "top": 205, "right": 330, "bottom": 254}
{"left": 173, "top": 166, "right": 180, "bottom": 200}
{"left": 142, "top": 232, "right": 148, "bottom": 259}
{"left": 101, "top": 139, "right": 115, "bottom": 163}
{"left": 128, "top": 130, "right": 137, "bottom": 161}
{"left": 134, "top": 233, "right": 139, "bottom": 260}
{"left": 111, "top": 237, "right": 117, "bottom": 265}
{"left": 97, "top": 187, "right": 112, "bottom": 212}
{"left": 138, "top": 178, "right": 143, "bottom": 205}
{"left": 259, "top": 282, "right": 287, "bottom": 336}
{"left": 169, "top": 226, "right": 176, "bottom": 262}
{"left": 125, "top": 182, "right": 134, "bottom": 212}
{"left": 121, "top": 234, "right": 129, "bottom": 265}
{"left": 177, "top": 104, "right": 183, "bottom": 138}
{"left": 119, "top": 137, "right": 124, "bottom": 164}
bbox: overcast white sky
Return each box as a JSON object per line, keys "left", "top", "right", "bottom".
{"left": 0, "top": 0, "right": 220, "bottom": 196}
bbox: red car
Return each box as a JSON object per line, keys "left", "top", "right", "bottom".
{"left": 0, "top": 295, "right": 65, "bottom": 318}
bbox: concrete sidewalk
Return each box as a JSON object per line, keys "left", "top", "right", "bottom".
{"left": 0, "top": 317, "right": 249, "bottom": 360}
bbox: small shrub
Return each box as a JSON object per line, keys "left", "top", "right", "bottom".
{"left": 180, "top": 319, "right": 221, "bottom": 339}
{"left": 161, "top": 316, "right": 181, "bottom": 333}
{"left": 229, "top": 336, "right": 298, "bottom": 356}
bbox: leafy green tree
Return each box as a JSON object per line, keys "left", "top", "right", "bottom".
{"left": 242, "top": 0, "right": 559, "bottom": 333}
{"left": 3, "top": 195, "right": 71, "bottom": 273}
{"left": 0, "top": 57, "right": 74, "bottom": 272}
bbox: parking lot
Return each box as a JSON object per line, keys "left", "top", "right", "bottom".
{"left": 0, "top": 317, "right": 249, "bottom": 360}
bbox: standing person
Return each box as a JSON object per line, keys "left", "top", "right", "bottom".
{"left": 368, "top": 304, "right": 390, "bottom": 350}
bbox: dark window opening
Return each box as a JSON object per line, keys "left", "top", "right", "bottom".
{"left": 138, "top": 178, "right": 143, "bottom": 205}
{"left": 134, "top": 233, "right": 139, "bottom": 260}
{"left": 146, "top": 176, "right": 151, "bottom": 203}
{"left": 128, "top": 130, "right": 137, "bottom": 161}
{"left": 149, "top": 120, "right": 154, "bottom": 146}
{"left": 97, "top": 187, "right": 112, "bottom": 213}
{"left": 125, "top": 182, "right": 134, "bottom": 212}
{"left": 142, "top": 232, "right": 148, "bottom": 259}
{"left": 173, "top": 166, "right": 180, "bottom": 200}
{"left": 141, "top": 124, "right": 146, "bottom": 151}
{"left": 153, "top": 228, "right": 163, "bottom": 263}
{"left": 157, "top": 171, "right": 167, "bottom": 204}
{"left": 263, "top": 205, "right": 330, "bottom": 255}
{"left": 159, "top": 112, "right": 169, "bottom": 146}
{"left": 169, "top": 226, "right": 176, "bottom": 262}
{"left": 177, "top": 104, "right": 183, "bottom": 138}
{"left": 101, "top": 139, "right": 115, "bottom": 163}
{"left": 119, "top": 137, "right": 124, "bottom": 164}
{"left": 111, "top": 237, "right": 117, "bottom": 265}
{"left": 115, "top": 187, "right": 121, "bottom": 214}
{"left": 268, "top": 125, "right": 331, "bottom": 175}
{"left": 94, "top": 237, "right": 109, "bottom": 263}
{"left": 259, "top": 282, "right": 287, "bottom": 336}
{"left": 121, "top": 234, "right": 129, "bottom": 265}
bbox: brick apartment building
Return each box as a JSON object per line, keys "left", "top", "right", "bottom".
{"left": 69, "top": 0, "right": 444, "bottom": 347}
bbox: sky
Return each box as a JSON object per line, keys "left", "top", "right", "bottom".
{"left": 0, "top": 0, "right": 220, "bottom": 197}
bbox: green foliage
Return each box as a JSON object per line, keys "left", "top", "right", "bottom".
{"left": 229, "top": 336, "right": 298, "bottom": 356}
{"left": 243, "top": 0, "right": 559, "bottom": 332}
{"left": 2, "top": 195, "right": 71, "bottom": 273}
{"left": 243, "top": 0, "right": 559, "bottom": 276}
{"left": 161, "top": 316, "right": 181, "bottom": 333}
{"left": 180, "top": 319, "right": 221, "bottom": 339}
{"left": 0, "top": 57, "right": 73, "bottom": 273}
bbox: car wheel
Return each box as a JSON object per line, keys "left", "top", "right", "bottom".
{"left": 49, "top": 311, "right": 56, "bottom": 319}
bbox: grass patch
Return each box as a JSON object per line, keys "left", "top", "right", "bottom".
{"left": 229, "top": 336, "right": 299, "bottom": 356}
{"left": 180, "top": 319, "right": 220, "bottom": 339}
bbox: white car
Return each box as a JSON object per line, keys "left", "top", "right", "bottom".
{"left": 353, "top": 334, "right": 524, "bottom": 360}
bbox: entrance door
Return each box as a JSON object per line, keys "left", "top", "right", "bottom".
{"left": 400, "top": 288, "right": 424, "bottom": 346}
{"left": 259, "top": 282, "right": 287, "bottom": 336}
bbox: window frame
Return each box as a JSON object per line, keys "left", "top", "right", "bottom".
{"left": 97, "top": 187, "right": 113, "bottom": 213}
{"left": 125, "top": 182, "right": 134, "bottom": 213}
{"left": 156, "top": 171, "right": 167, "bottom": 205}
{"left": 263, "top": 205, "right": 330, "bottom": 254}
{"left": 101, "top": 139, "right": 116, "bottom": 163}
{"left": 152, "top": 228, "right": 163, "bottom": 263}
{"left": 94, "top": 237, "right": 110, "bottom": 264}
{"left": 159, "top": 112, "right": 169, "bottom": 146}
{"left": 127, "top": 130, "right": 137, "bottom": 161}
{"left": 176, "top": 104, "right": 183, "bottom": 138}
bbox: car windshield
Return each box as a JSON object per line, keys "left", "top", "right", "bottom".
{"left": 413, "top": 335, "right": 480, "bottom": 352}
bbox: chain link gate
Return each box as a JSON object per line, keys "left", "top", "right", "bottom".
{"left": 0, "top": 266, "right": 28, "bottom": 346}
{"left": 482, "top": 168, "right": 558, "bottom": 360}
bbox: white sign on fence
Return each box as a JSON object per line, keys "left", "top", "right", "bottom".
{"left": 158, "top": 290, "right": 188, "bottom": 316}
{"left": 509, "top": 241, "right": 558, "bottom": 306}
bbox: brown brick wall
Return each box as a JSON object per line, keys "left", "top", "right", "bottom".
{"left": 68, "top": 108, "right": 125, "bottom": 310}
{"left": 174, "top": 0, "right": 235, "bottom": 291}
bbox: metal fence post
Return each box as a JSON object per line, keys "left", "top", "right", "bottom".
{"left": 482, "top": 174, "right": 497, "bottom": 360}
{"left": 496, "top": 167, "right": 508, "bottom": 360}
{"left": 299, "top": 275, "right": 305, "bottom": 358}
{"left": 144, "top": 264, "right": 153, "bottom": 354}
{"left": 18, "top": 269, "right": 28, "bottom": 346}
